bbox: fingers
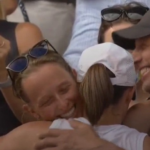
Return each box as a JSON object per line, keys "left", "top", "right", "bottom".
{"left": 39, "top": 129, "right": 61, "bottom": 139}
{"left": 35, "top": 138, "right": 57, "bottom": 150}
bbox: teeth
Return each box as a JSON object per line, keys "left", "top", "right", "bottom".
{"left": 61, "top": 107, "right": 75, "bottom": 118}
{"left": 140, "top": 67, "right": 150, "bottom": 77}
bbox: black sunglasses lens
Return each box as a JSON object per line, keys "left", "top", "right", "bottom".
{"left": 8, "top": 57, "right": 28, "bottom": 72}
{"left": 29, "top": 47, "right": 48, "bottom": 58}
{"left": 127, "top": 7, "right": 148, "bottom": 20}
{"left": 101, "top": 8, "right": 122, "bottom": 21}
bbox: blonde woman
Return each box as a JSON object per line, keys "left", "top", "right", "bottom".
{"left": 0, "top": 0, "right": 43, "bottom": 136}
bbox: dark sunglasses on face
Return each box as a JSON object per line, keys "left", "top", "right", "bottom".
{"left": 101, "top": 6, "right": 149, "bottom": 22}
{"left": 6, "top": 39, "right": 58, "bottom": 81}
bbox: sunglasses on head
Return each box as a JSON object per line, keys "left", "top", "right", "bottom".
{"left": 101, "top": 6, "right": 149, "bottom": 22}
{"left": 6, "top": 39, "right": 58, "bottom": 81}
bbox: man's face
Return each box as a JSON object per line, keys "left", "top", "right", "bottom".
{"left": 133, "top": 36, "right": 150, "bottom": 93}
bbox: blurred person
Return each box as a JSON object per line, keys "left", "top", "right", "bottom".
{"left": 0, "top": 0, "right": 43, "bottom": 136}
{"left": 7, "top": 0, "right": 75, "bottom": 55}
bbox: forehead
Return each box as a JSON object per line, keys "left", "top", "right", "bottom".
{"left": 22, "top": 63, "right": 73, "bottom": 91}
{"left": 30, "top": 63, "right": 70, "bottom": 78}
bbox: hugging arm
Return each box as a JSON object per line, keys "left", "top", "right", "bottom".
{"left": 35, "top": 120, "right": 125, "bottom": 150}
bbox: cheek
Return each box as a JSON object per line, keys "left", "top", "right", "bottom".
{"left": 37, "top": 105, "right": 57, "bottom": 121}
{"left": 143, "top": 51, "right": 150, "bottom": 62}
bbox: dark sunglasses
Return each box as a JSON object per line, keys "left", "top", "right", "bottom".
{"left": 6, "top": 39, "right": 58, "bottom": 81}
{"left": 101, "top": 6, "right": 149, "bottom": 22}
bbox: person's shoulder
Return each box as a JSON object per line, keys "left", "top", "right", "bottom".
{"left": 16, "top": 22, "right": 42, "bottom": 38}
{"left": 15, "top": 22, "right": 43, "bottom": 54}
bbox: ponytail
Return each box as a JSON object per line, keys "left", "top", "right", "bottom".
{"left": 80, "top": 64, "right": 114, "bottom": 125}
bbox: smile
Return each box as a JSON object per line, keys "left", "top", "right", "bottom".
{"left": 140, "top": 67, "right": 150, "bottom": 77}
{"left": 61, "top": 106, "right": 75, "bottom": 118}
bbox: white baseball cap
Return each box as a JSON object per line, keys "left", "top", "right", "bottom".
{"left": 77, "top": 43, "right": 137, "bottom": 86}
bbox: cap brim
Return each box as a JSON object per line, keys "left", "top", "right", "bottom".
{"left": 112, "top": 24, "right": 150, "bottom": 50}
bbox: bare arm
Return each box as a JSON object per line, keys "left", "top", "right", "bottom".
{"left": 0, "top": 23, "right": 43, "bottom": 123}
{"left": 35, "top": 120, "right": 126, "bottom": 150}
{"left": 0, "top": 121, "right": 51, "bottom": 150}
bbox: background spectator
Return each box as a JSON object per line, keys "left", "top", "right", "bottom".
{"left": 7, "top": 0, "right": 75, "bottom": 55}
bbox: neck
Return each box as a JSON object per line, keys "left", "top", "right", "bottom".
{"left": 97, "top": 105, "right": 127, "bottom": 126}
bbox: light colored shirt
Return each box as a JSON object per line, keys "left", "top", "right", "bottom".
{"left": 63, "top": 0, "right": 150, "bottom": 71}
{"left": 50, "top": 117, "right": 147, "bottom": 150}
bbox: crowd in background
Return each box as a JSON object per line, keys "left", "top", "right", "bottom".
{"left": 0, "top": 0, "right": 150, "bottom": 150}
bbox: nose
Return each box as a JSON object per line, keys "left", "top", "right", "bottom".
{"left": 132, "top": 50, "right": 142, "bottom": 70}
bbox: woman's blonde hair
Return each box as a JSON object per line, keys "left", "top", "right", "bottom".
{"left": 12, "top": 51, "right": 74, "bottom": 103}
{"left": 80, "top": 64, "right": 130, "bottom": 125}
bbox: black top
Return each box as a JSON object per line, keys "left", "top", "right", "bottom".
{"left": 0, "top": 20, "right": 21, "bottom": 136}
